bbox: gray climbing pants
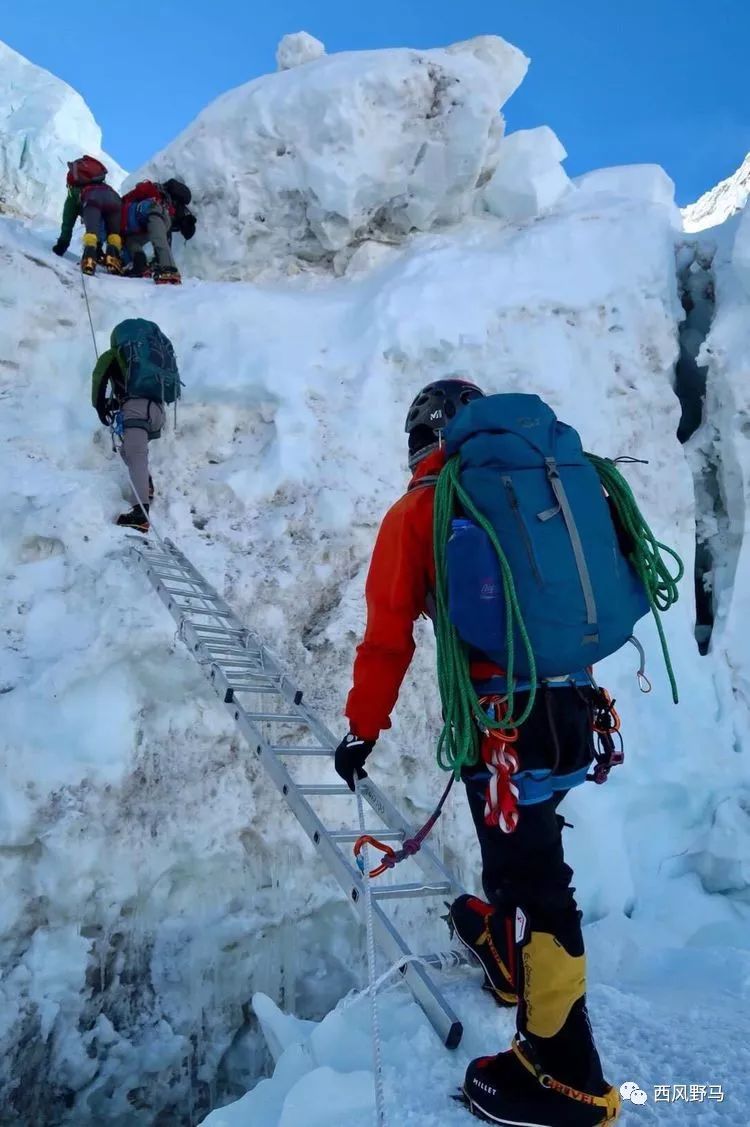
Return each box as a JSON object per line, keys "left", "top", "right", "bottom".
{"left": 124, "top": 202, "right": 176, "bottom": 269}
{"left": 120, "top": 398, "right": 165, "bottom": 507}
{"left": 81, "top": 183, "right": 121, "bottom": 240}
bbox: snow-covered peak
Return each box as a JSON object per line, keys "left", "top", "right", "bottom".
{"left": 0, "top": 39, "right": 125, "bottom": 223}
{"left": 682, "top": 152, "right": 750, "bottom": 233}
{"left": 130, "top": 35, "right": 533, "bottom": 279}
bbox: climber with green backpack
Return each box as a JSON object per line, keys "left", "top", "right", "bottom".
{"left": 336, "top": 380, "right": 682, "bottom": 1126}
{"left": 91, "top": 319, "right": 181, "bottom": 532}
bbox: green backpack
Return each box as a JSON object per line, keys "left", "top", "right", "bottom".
{"left": 111, "top": 318, "right": 181, "bottom": 405}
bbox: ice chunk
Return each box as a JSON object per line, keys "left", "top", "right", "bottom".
{"left": 253, "top": 992, "right": 316, "bottom": 1063}
{"left": 276, "top": 32, "right": 326, "bottom": 71}
{"left": 0, "top": 40, "right": 125, "bottom": 222}
{"left": 575, "top": 164, "right": 678, "bottom": 216}
{"left": 483, "top": 126, "right": 571, "bottom": 221}
{"left": 130, "top": 36, "right": 528, "bottom": 279}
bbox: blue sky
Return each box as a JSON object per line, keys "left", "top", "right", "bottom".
{"left": 4, "top": 0, "right": 748, "bottom": 204}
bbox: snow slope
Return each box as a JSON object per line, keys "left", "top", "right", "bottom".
{"left": 1, "top": 31, "right": 750, "bottom": 1127}
{"left": 682, "top": 152, "right": 750, "bottom": 233}
{"left": 0, "top": 40, "right": 125, "bottom": 224}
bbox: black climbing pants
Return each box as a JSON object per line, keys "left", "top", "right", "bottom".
{"left": 462, "top": 686, "right": 593, "bottom": 926}
{"left": 462, "top": 686, "right": 605, "bottom": 1092}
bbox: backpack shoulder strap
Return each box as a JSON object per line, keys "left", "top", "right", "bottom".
{"left": 408, "top": 474, "right": 440, "bottom": 493}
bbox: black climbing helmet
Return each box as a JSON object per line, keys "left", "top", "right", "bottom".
{"left": 162, "top": 178, "right": 192, "bottom": 206}
{"left": 405, "top": 378, "right": 485, "bottom": 468}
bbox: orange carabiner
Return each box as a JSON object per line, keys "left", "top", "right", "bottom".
{"left": 353, "top": 834, "right": 396, "bottom": 879}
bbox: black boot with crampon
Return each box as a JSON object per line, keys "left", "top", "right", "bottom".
{"left": 461, "top": 909, "right": 620, "bottom": 1125}
{"left": 81, "top": 233, "right": 98, "bottom": 275}
{"left": 449, "top": 894, "right": 518, "bottom": 1007}
{"left": 116, "top": 504, "right": 149, "bottom": 533}
{"left": 153, "top": 264, "right": 182, "bottom": 285}
{"left": 104, "top": 234, "right": 123, "bottom": 275}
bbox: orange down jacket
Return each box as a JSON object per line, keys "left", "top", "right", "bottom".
{"left": 345, "top": 449, "right": 445, "bottom": 741}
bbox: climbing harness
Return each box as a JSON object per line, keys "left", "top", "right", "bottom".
{"left": 356, "top": 780, "right": 387, "bottom": 1127}
{"left": 587, "top": 453, "right": 684, "bottom": 702}
{"left": 354, "top": 776, "right": 455, "bottom": 878}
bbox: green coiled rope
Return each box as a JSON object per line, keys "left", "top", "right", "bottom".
{"left": 433, "top": 453, "right": 684, "bottom": 777}
{"left": 586, "top": 454, "right": 683, "bottom": 704}
{"left": 433, "top": 456, "right": 537, "bottom": 777}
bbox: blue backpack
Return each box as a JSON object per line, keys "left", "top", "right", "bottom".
{"left": 443, "top": 393, "right": 649, "bottom": 678}
{"left": 111, "top": 318, "right": 181, "bottom": 405}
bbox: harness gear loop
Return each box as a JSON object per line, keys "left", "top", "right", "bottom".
{"left": 511, "top": 1036, "right": 621, "bottom": 1121}
{"left": 586, "top": 685, "right": 624, "bottom": 785}
{"left": 354, "top": 776, "right": 455, "bottom": 879}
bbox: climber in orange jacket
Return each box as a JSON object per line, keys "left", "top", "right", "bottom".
{"left": 335, "top": 378, "right": 619, "bottom": 1127}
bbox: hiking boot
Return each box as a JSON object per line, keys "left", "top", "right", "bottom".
{"left": 81, "top": 232, "right": 98, "bottom": 275}
{"left": 81, "top": 247, "right": 97, "bottom": 275}
{"left": 153, "top": 265, "right": 182, "bottom": 285}
{"left": 449, "top": 895, "right": 518, "bottom": 1006}
{"left": 116, "top": 505, "right": 149, "bottom": 533}
{"left": 126, "top": 250, "right": 150, "bottom": 278}
{"left": 104, "top": 234, "right": 122, "bottom": 275}
{"left": 462, "top": 1044, "right": 620, "bottom": 1125}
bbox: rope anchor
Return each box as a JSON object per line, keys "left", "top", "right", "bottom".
{"left": 353, "top": 777, "right": 454, "bottom": 880}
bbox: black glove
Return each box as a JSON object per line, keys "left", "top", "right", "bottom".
{"left": 97, "top": 406, "right": 113, "bottom": 427}
{"left": 180, "top": 212, "right": 197, "bottom": 241}
{"left": 52, "top": 240, "right": 68, "bottom": 257}
{"left": 335, "top": 733, "right": 376, "bottom": 791}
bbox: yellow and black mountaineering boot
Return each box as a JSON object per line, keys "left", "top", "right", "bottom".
{"left": 449, "top": 895, "right": 518, "bottom": 1007}
{"left": 104, "top": 233, "right": 123, "bottom": 274}
{"left": 462, "top": 910, "right": 620, "bottom": 1125}
{"left": 81, "top": 232, "right": 98, "bottom": 275}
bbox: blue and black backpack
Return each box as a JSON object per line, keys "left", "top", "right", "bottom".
{"left": 111, "top": 319, "right": 181, "bottom": 405}
{"left": 442, "top": 393, "right": 650, "bottom": 679}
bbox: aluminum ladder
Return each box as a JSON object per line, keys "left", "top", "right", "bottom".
{"left": 129, "top": 536, "right": 468, "bottom": 1048}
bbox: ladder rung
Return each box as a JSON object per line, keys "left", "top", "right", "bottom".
{"left": 248, "top": 712, "right": 307, "bottom": 723}
{"left": 297, "top": 784, "right": 351, "bottom": 796}
{"left": 223, "top": 680, "right": 281, "bottom": 689}
{"left": 203, "top": 646, "right": 257, "bottom": 657}
{"left": 209, "top": 659, "right": 267, "bottom": 670}
{"left": 193, "top": 626, "right": 247, "bottom": 637}
{"left": 272, "top": 746, "right": 331, "bottom": 757}
{"left": 329, "top": 830, "right": 403, "bottom": 843}
{"left": 372, "top": 882, "right": 451, "bottom": 900}
{"left": 178, "top": 606, "right": 235, "bottom": 619}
